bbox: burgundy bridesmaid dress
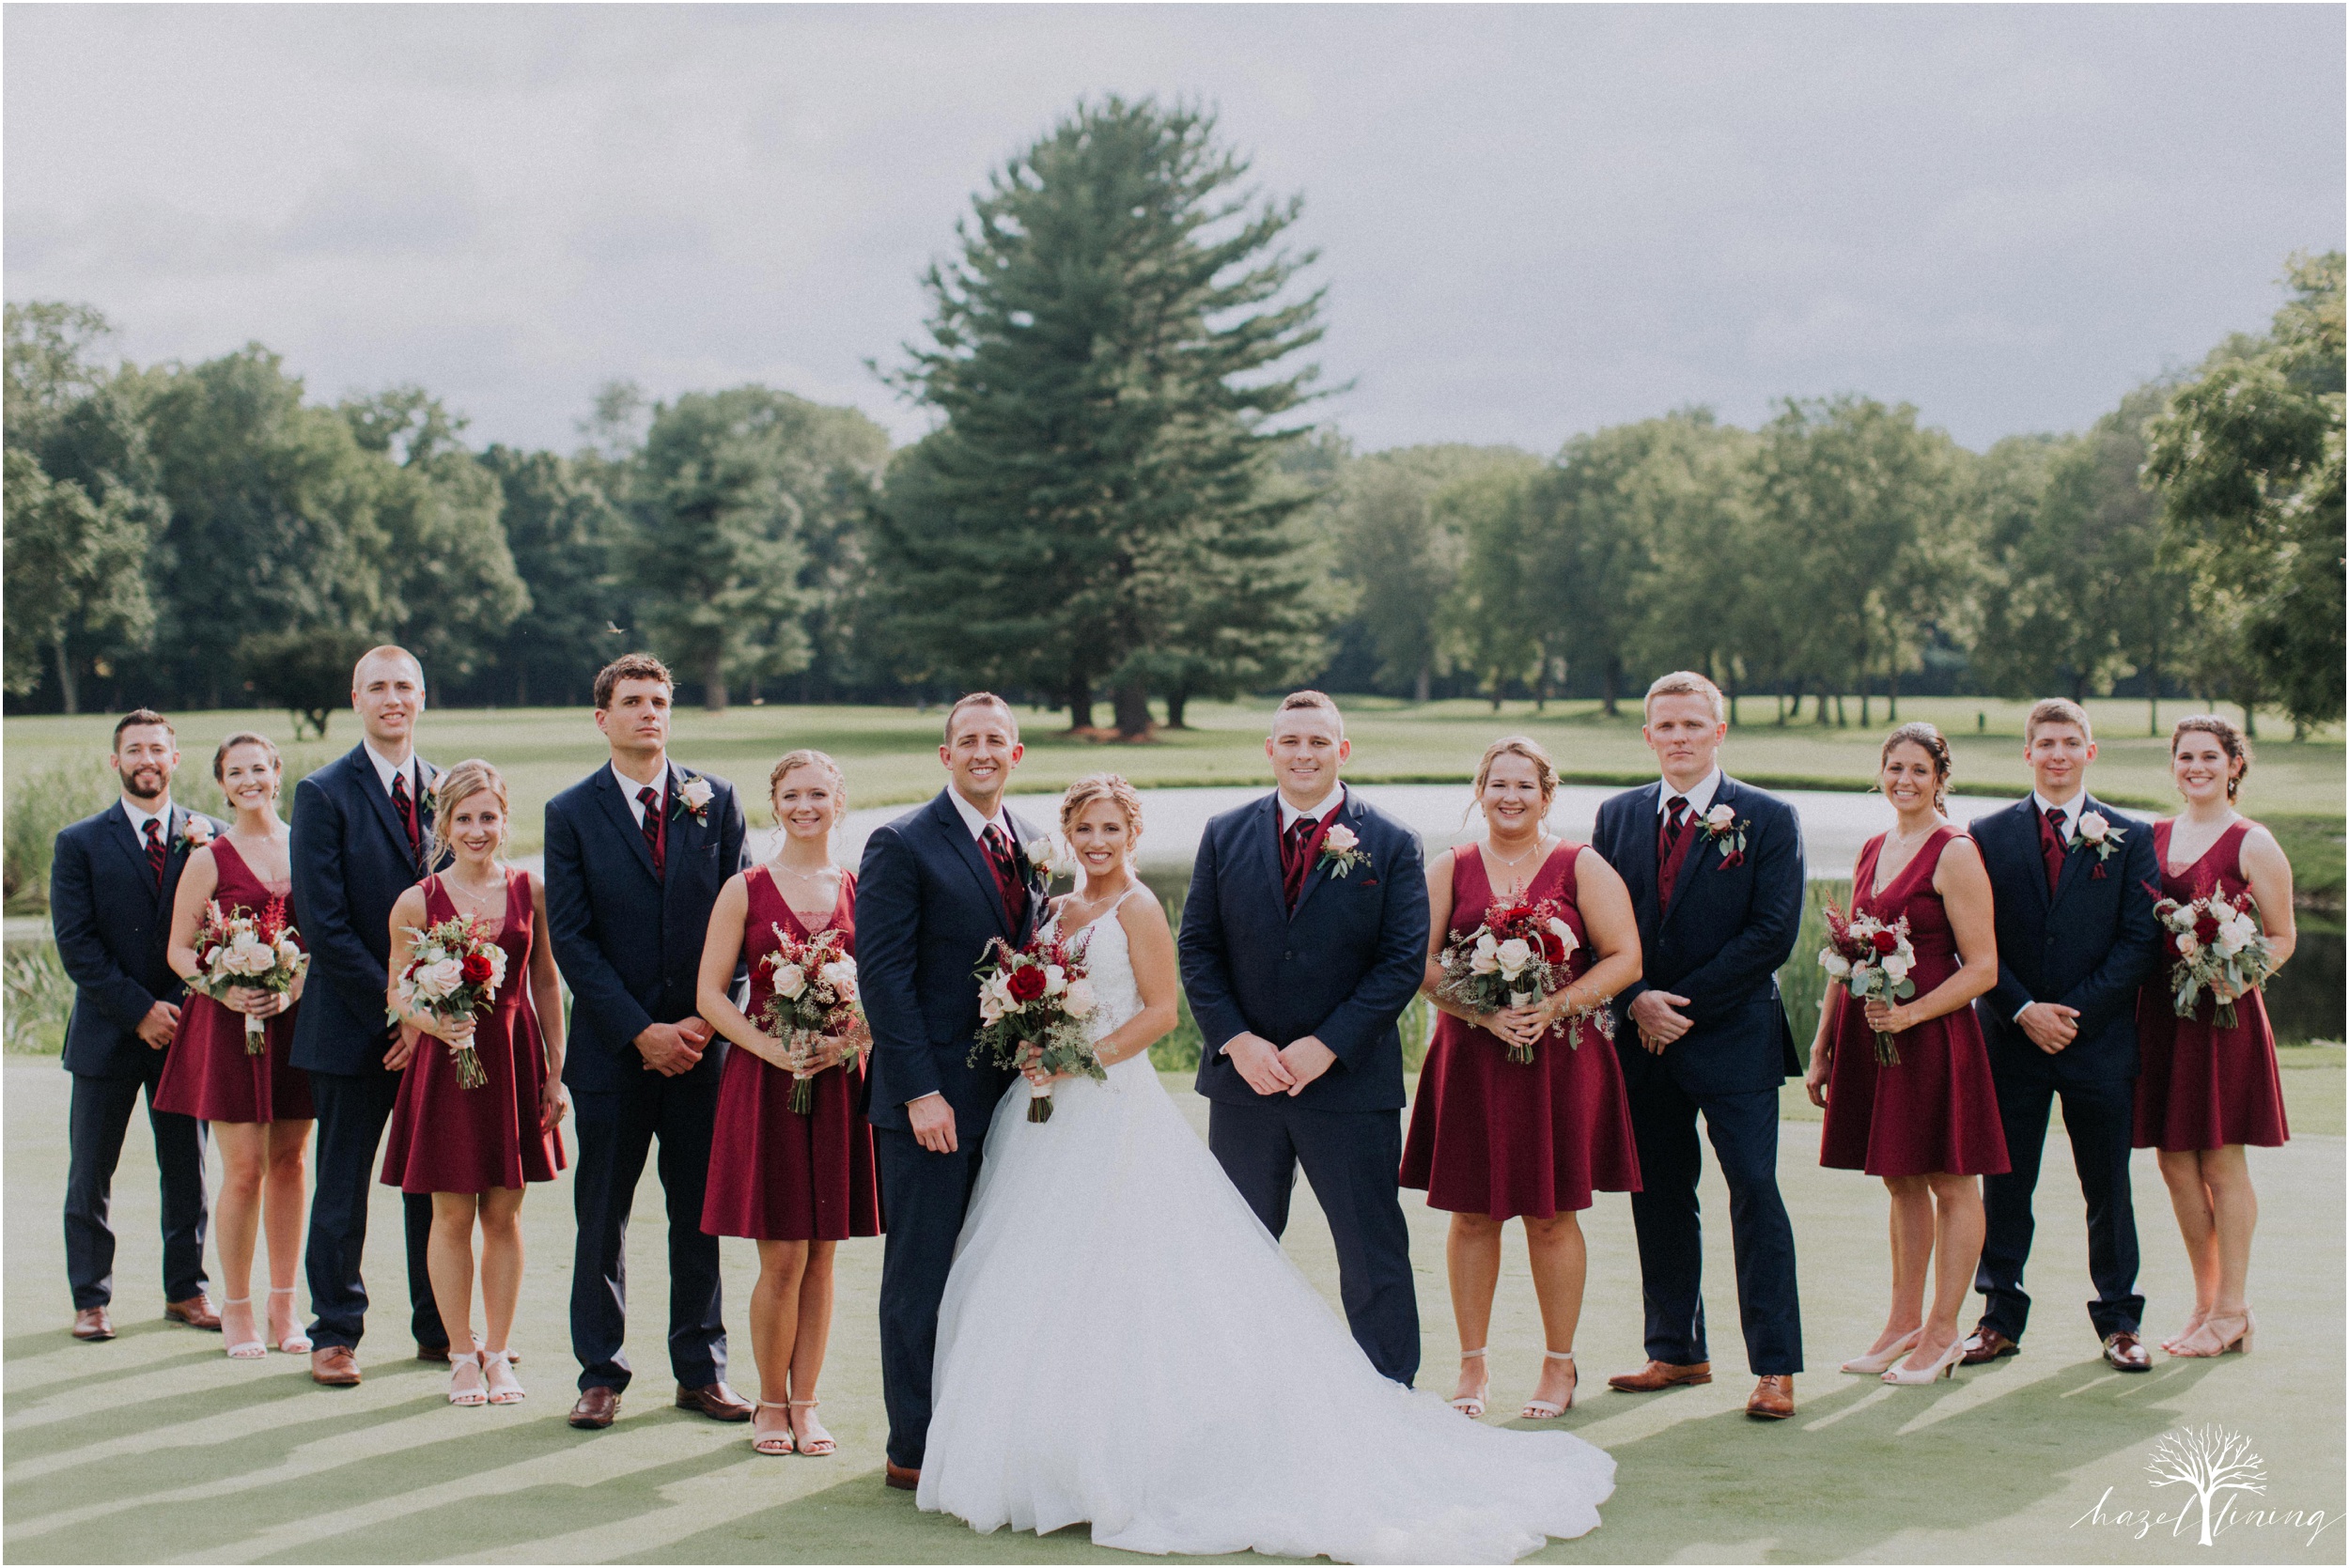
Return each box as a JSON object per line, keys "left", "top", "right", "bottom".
{"left": 2133, "top": 818, "right": 2289, "bottom": 1151}
{"left": 1400, "top": 844, "right": 1641, "bottom": 1219}
{"left": 1818, "top": 826, "right": 2009, "bottom": 1178}
{"left": 381, "top": 870, "right": 567, "bottom": 1194}
{"left": 701, "top": 867, "right": 881, "bottom": 1242}
{"left": 154, "top": 837, "right": 315, "bottom": 1125}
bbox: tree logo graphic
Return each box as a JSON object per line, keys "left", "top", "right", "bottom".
{"left": 2145, "top": 1423, "right": 2269, "bottom": 1546}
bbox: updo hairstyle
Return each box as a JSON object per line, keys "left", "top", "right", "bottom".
{"left": 1879, "top": 722, "right": 1953, "bottom": 813}
{"left": 2170, "top": 715, "right": 2251, "bottom": 801}
{"left": 1059, "top": 771, "right": 1144, "bottom": 848}
{"left": 429, "top": 758, "right": 510, "bottom": 862}
{"left": 211, "top": 732, "right": 283, "bottom": 790}
{"left": 769, "top": 749, "right": 848, "bottom": 818}
{"left": 1464, "top": 735, "right": 1557, "bottom": 826}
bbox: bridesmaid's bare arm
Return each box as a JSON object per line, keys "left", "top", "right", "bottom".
{"left": 1546, "top": 851, "right": 1641, "bottom": 1027}
{"left": 695, "top": 873, "right": 792, "bottom": 1071}
{"left": 2238, "top": 824, "right": 2297, "bottom": 972}
{"left": 165, "top": 846, "right": 219, "bottom": 983}
{"left": 526, "top": 872, "right": 567, "bottom": 1071}
{"left": 1419, "top": 849, "right": 1479, "bottom": 1023}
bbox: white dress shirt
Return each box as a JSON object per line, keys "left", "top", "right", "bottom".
{"left": 1657, "top": 767, "right": 1722, "bottom": 818}
{"left": 947, "top": 784, "right": 1016, "bottom": 847}
{"left": 1278, "top": 784, "right": 1346, "bottom": 831}
{"left": 2030, "top": 789, "right": 2085, "bottom": 842}
{"left": 364, "top": 739, "right": 425, "bottom": 802}
{"left": 120, "top": 797, "right": 173, "bottom": 843}
{"left": 611, "top": 758, "right": 673, "bottom": 827}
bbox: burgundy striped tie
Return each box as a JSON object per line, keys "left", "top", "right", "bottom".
{"left": 639, "top": 786, "right": 666, "bottom": 876}
{"left": 144, "top": 818, "right": 166, "bottom": 889}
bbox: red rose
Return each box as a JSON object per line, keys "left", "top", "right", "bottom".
{"left": 461, "top": 952, "right": 494, "bottom": 985}
{"left": 2192, "top": 913, "right": 2220, "bottom": 946}
{"left": 1005, "top": 965, "right": 1047, "bottom": 1003}
{"left": 1870, "top": 929, "right": 1900, "bottom": 955}
{"left": 1541, "top": 933, "right": 1566, "bottom": 964}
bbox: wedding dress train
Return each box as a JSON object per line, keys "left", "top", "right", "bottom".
{"left": 918, "top": 893, "right": 1615, "bottom": 1563}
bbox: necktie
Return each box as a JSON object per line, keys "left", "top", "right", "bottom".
{"left": 638, "top": 785, "right": 666, "bottom": 875}
{"left": 983, "top": 824, "right": 1028, "bottom": 933}
{"left": 143, "top": 818, "right": 166, "bottom": 889}
{"left": 2042, "top": 805, "right": 2070, "bottom": 893}
{"left": 1282, "top": 815, "right": 1319, "bottom": 911}
{"left": 1660, "top": 795, "right": 1690, "bottom": 858}
{"left": 389, "top": 769, "right": 421, "bottom": 866}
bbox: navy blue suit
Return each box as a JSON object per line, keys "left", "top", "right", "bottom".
{"left": 545, "top": 760, "right": 748, "bottom": 1394}
{"left": 1178, "top": 787, "right": 1429, "bottom": 1384}
{"left": 50, "top": 800, "right": 218, "bottom": 1311}
{"left": 1968, "top": 794, "right": 2160, "bottom": 1343}
{"left": 289, "top": 744, "right": 447, "bottom": 1353}
{"left": 856, "top": 789, "right": 1042, "bottom": 1467}
{"left": 1592, "top": 776, "right": 1805, "bottom": 1375}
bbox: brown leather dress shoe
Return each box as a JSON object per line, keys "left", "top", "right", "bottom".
{"left": 1607, "top": 1359, "right": 1713, "bottom": 1392}
{"left": 885, "top": 1462, "right": 921, "bottom": 1491}
{"left": 1746, "top": 1374, "right": 1796, "bottom": 1420}
{"left": 1960, "top": 1327, "right": 2020, "bottom": 1366}
{"left": 71, "top": 1306, "right": 115, "bottom": 1341}
{"left": 164, "top": 1295, "right": 222, "bottom": 1331}
{"left": 569, "top": 1387, "right": 621, "bottom": 1429}
{"left": 310, "top": 1345, "right": 362, "bottom": 1386}
{"left": 676, "top": 1382, "right": 754, "bottom": 1421}
{"left": 2102, "top": 1330, "right": 2152, "bottom": 1372}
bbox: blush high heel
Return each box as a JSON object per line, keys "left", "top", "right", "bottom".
{"left": 1448, "top": 1348, "right": 1490, "bottom": 1419}
{"left": 1841, "top": 1327, "right": 1923, "bottom": 1375}
{"left": 447, "top": 1350, "right": 487, "bottom": 1406}
{"left": 787, "top": 1398, "right": 835, "bottom": 1456}
{"left": 482, "top": 1348, "right": 524, "bottom": 1405}
{"left": 752, "top": 1401, "right": 795, "bottom": 1456}
{"left": 267, "top": 1286, "right": 312, "bottom": 1355}
{"left": 1519, "top": 1349, "right": 1577, "bottom": 1419}
{"left": 2175, "top": 1309, "right": 2254, "bottom": 1358}
{"left": 1882, "top": 1336, "right": 1968, "bottom": 1386}
{"left": 221, "top": 1296, "right": 267, "bottom": 1360}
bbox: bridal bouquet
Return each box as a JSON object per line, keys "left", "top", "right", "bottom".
{"left": 191, "top": 896, "right": 304, "bottom": 1052}
{"left": 970, "top": 929, "right": 1102, "bottom": 1122}
{"left": 389, "top": 917, "right": 506, "bottom": 1089}
{"left": 755, "top": 925, "right": 863, "bottom": 1114}
{"left": 1433, "top": 896, "right": 1611, "bottom": 1062}
{"left": 2152, "top": 892, "right": 2274, "bottom": 1029}
{"left": 1819, "top": 904, "right": 1917, "bottom": 1064}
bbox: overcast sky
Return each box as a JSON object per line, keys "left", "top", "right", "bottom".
{"left": 6, "top": 5, "right": 2341, "bottom": 457}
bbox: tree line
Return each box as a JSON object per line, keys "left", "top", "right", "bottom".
{"left": 5, "top": 99, "right": 2341, "bottom": 738}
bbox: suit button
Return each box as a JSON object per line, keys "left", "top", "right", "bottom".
{"left": 1284, "top": 951, "right": 1295, "bottom": 961}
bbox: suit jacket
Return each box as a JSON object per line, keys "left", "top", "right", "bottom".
{"left": 1179, "top": 787, "right": 1431, "bottom": 1113}
{"left": 1968, "top": 794, "right": 2160, "bottom": 1084}
{"left": 856, "top": 790, "right": 1048, "bottom": 1135}
{"left": 544, "top": 760, "right": 750, "bottom": 1094}
{"left": 1593, "top": 776, "right": 1805, "bottom": 1097}
{"left": 51, "top": 800, "right": 226, "bottom": 1079}
{"left": 288, "top": 745, "right": 444, "bottom": 1077}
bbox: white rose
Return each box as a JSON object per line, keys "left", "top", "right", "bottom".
{"left": 1546, "top": 916, "right": 1579, "bottom": 955}
{"left": 772, "top": 963, "right": 807, "bottom": 1001}
{"left": 483, "top": 948, "right": 509, "bottom": 991}
{"left": 226, "top": 934, "right": 275, "bottom": 975}
{"left": 1063, "top": 978, "right": 1097, "bottom": 1018}
{"left": 818, "top": 959, "right": 859, "bottom": 1001}
{"left": 2077, "top": 812, "right": 2108, "bottom": 843}
{"left": 2175, "top": 932, "right": 2201, "bottom": 959}
{"left": 275, "top": 936, "right": 303, "bottom": 963}
{"left": 2214, "top": 924, "right": 2250, "bottom": 958}
{"left": 1494, "top": 938, "right": 1535, "bottom": 977}
{"left": 411, "top": 957, "right": 463, "bottom": 1001}
{"left": 202, "top": 944, "right": 224, "bottom": 971}
{"left": 1882, "top": 952, "right": 1913, "bottom": 985}
{"left": 1469, "top": 933, "right": 1500, "bottom": 975}
{"left": 1822, "top": 951, "right": 1852, "bottom": 980}
{"left": 1706, "top": 804, "right": 1736, "bottom": 831}
{"left": 979, "top": 990, "right": 1005, "bottom": 1026}
{"left": 1323, "top": 824, "right": 1359, "bottom": 853}
{"left": 1043, "top": 964, "right": 1067, "bottom": 996}
{"left": 678, "top": 776, "right": 714, "bottom": 814}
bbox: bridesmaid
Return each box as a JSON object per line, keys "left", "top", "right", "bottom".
{"left": 381, "top": 760, "right": 568, "bottom": 1406}
{"left": 697, "top": 749, "right": 879, "bottom": 1459}
{"left": 1403, "top": 737, "right": 1641, "bottom": 1421}
{"left": 158, "top": 733, "right": 314, "bottom": 1360}
{"left": 1804, "top": 723, "right": 2007, "bottom": 1386}
{"left": 2135, "top": 716, "right": 2295, "bottom": 1358}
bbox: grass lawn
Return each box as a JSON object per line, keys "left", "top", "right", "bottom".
{"left": 4, "top": 1060, "right": 2340, "bottom": 1564}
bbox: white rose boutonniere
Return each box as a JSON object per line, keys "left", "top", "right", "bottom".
{"left": 1695, "top": 802, "right": 1749, "bottom": 868}
{"left": 177, "top": 815, "right": 215, "bottom": 850}
{"left": 674, "top": 773, "right": 715, "bottom": 826}
{"left": 2070, "top": 809, "right": 2124, "bottom": 878}
{"left": 1316, "top": 822, "right": 1369, "bottom": 879}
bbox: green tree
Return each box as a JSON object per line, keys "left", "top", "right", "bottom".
{"left": 479, "top": 444, "right": 632, "bottom": 706}
{"left": 881, "top": 96, "right": 1329, "bottom": 735}
{"left": 2147, "top": 251, "right": 2345, "bottom": 735}
{"left": 1435, "top": 458, "right": 1547, "bottom": 707}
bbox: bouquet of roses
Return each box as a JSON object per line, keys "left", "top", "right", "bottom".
{"left": 1819, "top": 904, "right": 1918, "bottom": 1064}
{"left": 1433, "top": 895, "right": 1611, "bottom": 1062}
{"left": 2152, "top": 891, "right": 2274, "bottom": 1029}
{"left": 388, "top": 917, "right": 506, "bottom": 1089}
{"left": 969, "top": 928, "right": 1102, "bottom": 1122}
{"left": 754, "top": 924, "right": 864, "bottom": 1114}
{"left": 192, "top": 896, "right": 304, "bottom": 1053}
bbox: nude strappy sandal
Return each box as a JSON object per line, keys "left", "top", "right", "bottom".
{"left": 752, "top": 1400, "right": 794, "bottom": 1456}
{"left": 1520, "top": 1349, "right": 1577, "bottom": 1419}
{"left": 221, "top": 1296, "right": 267, "bottom": 1360}
{"left": 787, "top": 1398, "right": 836, "bottom": 1456}
{"left": 482, "top": 1348, "right": 524, "bottom": 1405}
{"left": 1448, "top": 1348, "right": 1490, "bottom": 1418}
{"left": 447, "top": 1349, "right": 487, "bottom": 1406}
{"left": 267, "top": 1286, "right": 311, "bottom": 1354}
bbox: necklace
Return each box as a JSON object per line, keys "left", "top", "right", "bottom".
{"left": 442, "top": 868, "right": 505, "bottom": 917}
{"left": 1485, "top": 833, "right": 1549, "bottom": 894}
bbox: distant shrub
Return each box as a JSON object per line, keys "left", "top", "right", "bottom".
{"left": 4, "top": 760, "right": 117, "bottom": 915}
{"left": 1776, "top": 879, "right": 1848, "bottom": 1054}
{"left": 4, "top": 940, "right": 72, "bottom": 1053}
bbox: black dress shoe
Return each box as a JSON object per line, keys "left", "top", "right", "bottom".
{"left": 676, "top": 1382, "right": 754, "bottom": 1421}
{"left": 569, "top": 1387, "right": 621, "bottom": 1429}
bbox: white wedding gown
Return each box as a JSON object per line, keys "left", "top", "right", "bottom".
{"left": 918, "top": 893, "right": 1616, "bottom": 1563}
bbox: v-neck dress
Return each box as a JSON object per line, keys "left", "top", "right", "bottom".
{"left": 2132, "top": 818, "right": 2288, "bottom": 1151}
{"left": 1818, "top": 827, "right": 2009, "bottom": 1177}
{"left": 701, "top": 866, "right": 880, "bottom": 1241}
{"left": 154, "top": 837, "right": 315, "bottom": 1125}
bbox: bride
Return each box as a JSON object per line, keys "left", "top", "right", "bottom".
{"left": 919, "top": 774, "right": 1615, "bottom": 1563}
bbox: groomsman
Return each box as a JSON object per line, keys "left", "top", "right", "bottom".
{"left": 50, "top": 710, "right": 220, "bottom": 1340}
{"left": 546, "top": 654, "right": 751, "bottom": 1430}
{"left": 290, "top": 646, "right": 450, "bottom": 1383}
{"left": 1964, "top": 698, "right": 2160, "bottom": 1371}
{"left": 1592, "top": 673, "right": 1806, "bottom": 1420}
{"left": 858, "top": 692, "right": 1044, "bottom": 1487}
{"left": 1179, "top": 691, "right": 1430, "bottom": 1386}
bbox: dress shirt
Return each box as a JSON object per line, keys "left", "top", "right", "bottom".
{"left": 947, "top": 784, "right": 1016, "bottom": 846}
{"left": 611, "top": 758, "right": 673, "bottom": 826}
{"left": 1656, "top": 767, "right": 1722, "bottom": 817}
{"left": 2016, "top": 788, "right": 2089, "bottom": 1022}
{"left": 363, "top": 739, "right": 424, "bottom": 801}
{"left": 1277, "top": 784, "right": 1346, "bottom": 830}
{"left": 120, "top": 797, "right": 173, "bottom": 841}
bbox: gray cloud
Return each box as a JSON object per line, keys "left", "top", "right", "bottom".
{"left": 5, "top": 4, "right": 2339, "bottom": 453}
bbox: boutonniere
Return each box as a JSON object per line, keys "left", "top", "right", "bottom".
{"left": 176, "top": 815, "right": 215, "bottom": 850}
{"left": 2073, "top": 811, "right": 2123, "bottom": 878}
{"left": 1698, "top": 803, "right": 1750, "bottom": 868}
{"left": 1316, "top": 822, "right": 1369, "bottom": 879}
{"left": 672, "top": 773, "right": 715, "bottom": 826}
{"left": 1024, "top": 835, "right": 1077, "bottom": 883}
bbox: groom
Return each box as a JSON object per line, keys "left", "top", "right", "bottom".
{"left": 1178, "top": 691, "right": 1429, "bottom": 1385}
{"left": 859, "top": 692, "right": 1048, "bottom": 1490}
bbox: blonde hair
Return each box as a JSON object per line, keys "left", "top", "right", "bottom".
{"left": 769, "top": 749, "right": 847, "bottom": 817}
{"left": 428, "top": 759, "right": 510, "bottom": 862}
{"left": 944, "top": 691, "right": 1018, "bottom": 745}
{"left": 2170, "top": 714, "right": 2251, "bottom": 801}
{"left": 2025, "top": 697, "right": 2092, "bottom": 743}
{"left": 1466, "top": 735, "right": 1557, "bottom": 825}
{"left": 1059, "top": 771, "right": 1144, "bottom": 845}
{"left": 1643, "top": 671, "right": 1726, "bottom": 723}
